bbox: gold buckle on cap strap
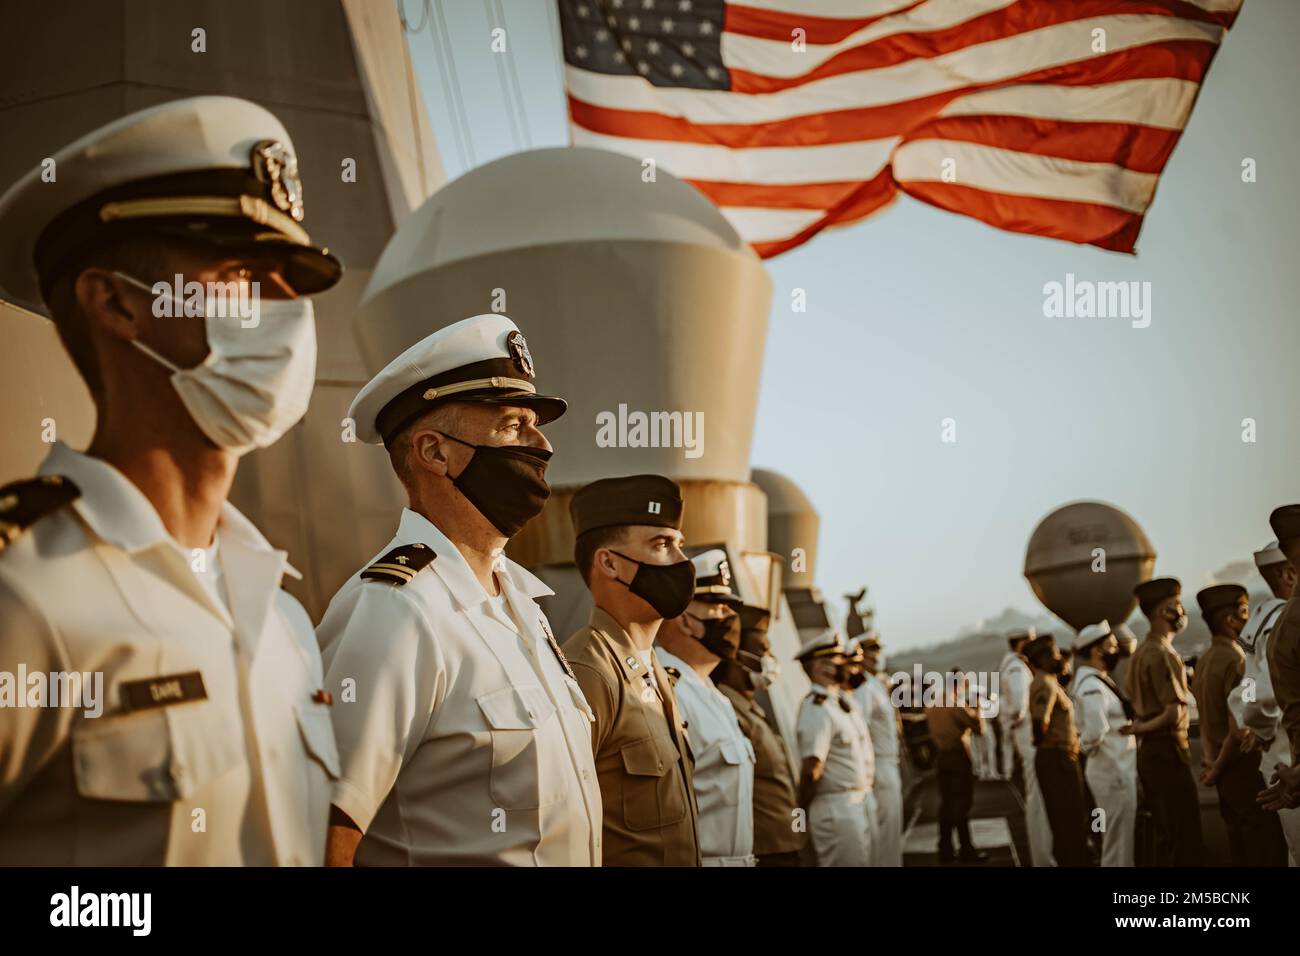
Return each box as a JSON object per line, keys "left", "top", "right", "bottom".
{"left": 98, "top": 195, "right": 312, "bottom": 246}
{"left": 421, "top": 377, "right": 536, "bottom": 401}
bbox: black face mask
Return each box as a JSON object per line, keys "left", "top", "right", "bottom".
{"left": 845, "top": 670, "right": 867, "bottom": 689}
{"left": 1101, "top": 651, "right": 1121, "bottom": 671}
{"left": 440, "top": 433, "right": 552, "bottom": 538}
{"left": 608, "top": 550, "right": 695, "bottom": 620}
{"left": 686, "top": 611, "right": 741, "bottom": 660}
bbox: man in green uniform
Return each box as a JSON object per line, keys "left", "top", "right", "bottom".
{"left": 562, "top": 475, "right": 700, "bottom": 866}
{"left": 1026, "top": 634, "right": 1092, "bottom": 867}
{"left": 1194, "top": 584, "right": 1286, "bottom": 865}
{"left": 712, "top": 604, "right": 805, "bottom": 866}
{"left": 925, "top": 670, "right": 988, "bottom": 864}
{"left": 1124, "top": 577, "right": 1205, "bottom": 866}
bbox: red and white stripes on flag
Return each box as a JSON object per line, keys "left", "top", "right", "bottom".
{"left": 560, "top": 0, "right": 1243, "bottom": 258}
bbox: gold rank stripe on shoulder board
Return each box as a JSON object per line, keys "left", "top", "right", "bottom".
{"left": 0, "top": 475, "right": 80, "bottom": 552}
{"left": 664, "top": 666, "right": 682, "bottom": 686}
{"left": 360, "top": 543, "right": 437, "bottom": 586}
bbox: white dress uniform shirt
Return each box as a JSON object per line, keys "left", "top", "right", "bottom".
{"left": 798, "top": 685, "right": 874, "bottom": 866}
{"left": 1071, "top": 663, "right": 1137, "bottom": 866}
{"left": 999, "top": 650, "right": 1053, "bottom": 865}
{"left": 1228, "top": 597, "right": 1300, "bottom": 864}
{"left": 853, "top": 675, "right": 902, "bottom": 865}
{"left": 317, "top": 508, "right": 602, "bottom": 866}
{"left": 0, "top": 442, "right": 337, "bottom": 865}
{"left": 655, "top": 649, "right": 755, "bottom": 866}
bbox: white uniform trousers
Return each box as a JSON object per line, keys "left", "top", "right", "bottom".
{"left": 1086, "top": 761, "right": 1136, "bottom": 866}
{"left": 1014, "top": 719, "right": 1055, "bottom": 866}
{"left": 873, "top": 761, "right": 904, "bottom": 866}
{"left": 811, "top": 789, "right": 873, "bottom": 866}
{"left": 1260, "top": 736, "right": 1300, "bottom": 866}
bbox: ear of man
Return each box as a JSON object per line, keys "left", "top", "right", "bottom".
{"left": 388, "top": 403, "right": 465, "bottom": 489}
{"left": 45, "top": 238, "right": 175, "bottom": 399}
{"left": 574, "top": 525, "right": 628, "bottom": 587}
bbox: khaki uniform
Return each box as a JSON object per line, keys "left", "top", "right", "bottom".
{"left": 562, "top": 608, "right": 700, "bottom": 866}
{"left": 1125, "top": 636, "right": 1203, "bottom": 866}
{"left": 926, "top": 703, "right": 981, "bottom": 755}
{"left": 926, "top": 701, "right": 981, "bottom": 858}
{"left": 1127, "top": 637, "right": 1191, "bottom": 747}
{"left": 718, "top": 683, "right": 804, "bottom": 860}
{"left": 0, "top": 443, "right": 337, "bottom": 865}
{"left": 1195, "top": 635, "right": 1285, "bottom": 866}
{"left": 1268, "top": 596, "right": 1300, "bottom": 764}
{"left": 1029, "top": 674, "right": 1079, "bottom": 756}
{"left": 1192, "top": 636, "right": 1245, "bottom": 753}
{"left": 1030, "top": 673, "right": 1089, "bottom": 866}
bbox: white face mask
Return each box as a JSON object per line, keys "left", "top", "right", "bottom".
{"left": 116, "top": 272, "right": 317, "bottom": 455}
{"left": 749, "top": 654, "right": 781, "bottom": 691}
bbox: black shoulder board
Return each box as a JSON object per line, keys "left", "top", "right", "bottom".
{"left": 665, "top": 666, "right": 682, "bottom": 686}
{"left": 0, "top": 475, "right": 80, "bottom": 553}
{"left": 360, "top": 543, "right": 437, "bottom": 586}
{"left": 807, "top": 693, "right": 825, "bottom": 706}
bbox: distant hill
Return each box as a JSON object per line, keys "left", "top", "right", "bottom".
{"left": 886, "top": 586, "right": 1274, "bottom": 679}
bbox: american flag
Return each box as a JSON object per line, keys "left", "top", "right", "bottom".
{"left": 557, "top": 0, "right": 1243, "bottom": 258}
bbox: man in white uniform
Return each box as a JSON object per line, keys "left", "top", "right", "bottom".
{"left": 847, "top": 633, "right": 902, "bottom": 865}
{"left": 1000, "top": 627, "right": 1053, "bottom": 865}
{"left": 0, "top": 97, "right": 342, "bottom": 865}
{"left": 1071, "top": 621, "right": 1138, "bottom": 866}
{"left": 797, "top": 631, "right": 875, "bottom": 866}
{"left": 319, "top": 314, "right": 602, "bottom": 866}
{"left": 1227, "top": 540, "right": 1300, "bottom": 863}
{"left": 655, "top": 548, "right": 756, "bottom": 866}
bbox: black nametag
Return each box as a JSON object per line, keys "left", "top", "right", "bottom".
{"left": 120, "top": 672, "right": 207, "bottom": 712}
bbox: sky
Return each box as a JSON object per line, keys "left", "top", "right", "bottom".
{"left": 403, "top": 0, "right": 1299, "bottom": 652}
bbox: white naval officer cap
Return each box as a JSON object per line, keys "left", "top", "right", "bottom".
{"left": 1254, "top": 540, "right": 1286, "bottom": 569}
{"left": 1075, "top": 620, "right": 1113, "bottom": 653}
{"left": 690, "top": 547, "right": 742, "bottom": 606}
{"left": 0, "top": 96, "right": 341, "bottom": 316}
{"left": 348, "top": 313, "right": 567, "bottom": 446}
{"left": 796, "top": 629, "right": 846, "bottom": 662}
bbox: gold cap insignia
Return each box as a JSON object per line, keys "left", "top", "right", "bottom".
{"left": 506, "top": 329, "right": 534, "bottom": 378}
{"left": 251, "top": 140, "right": 304, "bottom": 223}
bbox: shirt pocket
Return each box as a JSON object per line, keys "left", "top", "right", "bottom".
{"left": 72, "top": 706, "right": 242, "bottom": 802}
{"left": 717, "top": 739, "right": 746, "bottom": 806}
{"left": 295, "top": 703, "right": 341, "bottom": 779}
{"left": 476, "top": 685, "right": 565, "bottom": 810}
{"left": 619, "top": 734, "right": 687, "bottom": 831}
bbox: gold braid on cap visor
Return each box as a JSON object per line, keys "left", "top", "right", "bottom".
{"left": 98, "top": 195, "right": 311, "bottom": 245}
{"left": 421, "top": 377, "right": 535, "bottom": 401}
